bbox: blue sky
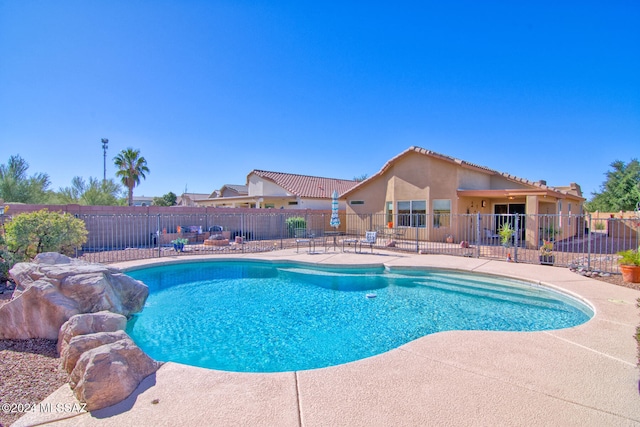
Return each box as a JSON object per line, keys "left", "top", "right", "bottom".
{"left": 1, "top": 1, "right": 638, "bottom": 200}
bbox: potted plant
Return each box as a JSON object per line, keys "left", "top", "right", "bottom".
{"left": 617, "top": 246, "right": 640, "bottom": 283}
{"left": 539, "top": 240, "right": 554, "bottom": 265}
{"left": 499, "top": 222, "right": 514, "bottom": 247}
{"left": 171, "top": 238, "right": 188, "bottom": 252}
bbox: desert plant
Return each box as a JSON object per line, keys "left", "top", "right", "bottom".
{"left": 4, "top": 209, "right": 88, "bottom": 261}
{"left": 617, "top": 246, "right": 640, "bottom": 266}
{"left": 498, "top": 222, "right": 514, "bottom": 247}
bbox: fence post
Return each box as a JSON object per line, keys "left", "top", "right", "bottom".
{"left": 513, "top": 214, "right": 520, "bottom": 262}
{"left": 280, "top": 213, "right": 284, "bottom": 250}
{"left": 157, "top": 214, "right": 161, "bottom": 258}
{"left": 241, "top": 212, "right": 245, "bottom": 254}
{"left": 415, "top": 216, "right": 419, "bottom": 253}
{"left": 476, "top": 213, "right": 481, "bottom": 258}
{"left": 586, "top": 213, "right": 591, "bottom": 270}
{"left": 74, "top": 214, "right": 79, "bottom": 259}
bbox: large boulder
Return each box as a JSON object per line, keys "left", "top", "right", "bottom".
{"left": 57, "top": 311, "right": 128, "bottom": 355}
{"left": 0, "top": 253, "right": 148, "bottom": 340}
{"left": 62, "top": 330, "right": 130, "bottom": 373}
{"left": 69, "top": 338, "right": 160, "bottom": 411}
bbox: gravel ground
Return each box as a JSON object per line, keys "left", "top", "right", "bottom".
{"left": 0, "top": 338, "right": 67, "bottom": 427}
{"left": 0, "top": 268, "right": 638, "bottom": 427}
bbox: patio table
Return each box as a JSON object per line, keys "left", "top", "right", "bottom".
{"left": 324, "top": 230, "right": 344, "bottom": 251}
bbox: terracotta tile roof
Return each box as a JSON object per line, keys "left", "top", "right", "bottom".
{"left": 249, "top": 170, "right": 358, "bottom": 198}
{"left": 342, "top": 146, "right": 582, "bottom": 199}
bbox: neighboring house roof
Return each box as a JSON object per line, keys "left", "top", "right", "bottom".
{"left": 342, "top": 146, "right": 584, "bottom": 200}
{"left": 249, "top": 170, "right": 359, "bottom": 198}
{"left": 131, "top": 196, "right": 155, "bottom": 206}
{"left": 179, "top": 193, "right": 209, "bottom": 200}
{"left": 219, "top": 184, "right": 248, "bottom": 196}
{"left": 177, "top": 193, "right": 210, "bottom": 206}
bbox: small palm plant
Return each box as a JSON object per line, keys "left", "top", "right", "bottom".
{"left": 498, "top": 222, "right": 514, "bottom": 247}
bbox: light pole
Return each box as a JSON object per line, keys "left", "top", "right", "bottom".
{"left": 101, "top": 138, "right": 109, "bottom": 183}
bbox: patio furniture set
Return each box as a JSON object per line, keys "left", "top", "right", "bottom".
{"left": 295, "top": 230, "right": 378, "bottom": 254}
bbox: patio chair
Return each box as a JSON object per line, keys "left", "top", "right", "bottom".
{"left": 359, "top": 231, "right": 378, "bottom": 253}
{"left": 295, "top": 228, "right": 316, "bottom": 253}
{"left": 483, "top": 228, "right": 500, "bottom": 244}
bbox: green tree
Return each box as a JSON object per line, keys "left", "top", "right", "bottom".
{"left": 0, "top": 155, "right": 52, "bottom": 203}
{"left": 153, "top": 191, "right": 177, "bottom": 206}
{"left": 586, "top": 159, "right": 640, "bottom": 212}
{"left": 58, "top": 177, "right": 123, "bottom": 206}
{"left": 4, "top": 209, "right": 88, "bottom": 261}
{"left": 114, "top": 148, "right": 150, "bottom": 206}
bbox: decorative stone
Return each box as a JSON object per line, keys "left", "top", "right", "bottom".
{"left": 0, "top": 253, "right": 147, "bottom": 340}
{"left": 69, "top": 338, "right": 160, "bottom": 411}
{"left": 57, "top": 311, "right": 128, "bottom": 355}
{"left": 62, "top": 330, "right": 130, "bottom": 373}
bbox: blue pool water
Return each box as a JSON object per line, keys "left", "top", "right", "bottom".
{"left": 126, "top": 261, "right": 592, "bottom": 373}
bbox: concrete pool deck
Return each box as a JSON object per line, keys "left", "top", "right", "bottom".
{"left": 14, "top": 250, "right": 640, "bottom": 427}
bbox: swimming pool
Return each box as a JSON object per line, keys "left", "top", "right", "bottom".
{"left": 126, "top": 260, "right": 593, "bottom": 373}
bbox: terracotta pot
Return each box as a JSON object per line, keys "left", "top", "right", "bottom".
{"left": 620, "top": 264, "right": 640, "bottom": 283}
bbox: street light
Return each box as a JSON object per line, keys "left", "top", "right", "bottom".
{"left": 101, "top": 138, "right": 109, "bottom": 182}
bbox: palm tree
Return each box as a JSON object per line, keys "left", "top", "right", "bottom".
{"left": 113, "top": 148, "right": 150, "bottom": 206}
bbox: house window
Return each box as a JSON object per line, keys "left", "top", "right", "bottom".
{"left": 433, "top": 199, "right": 451, "bottom": 228}
{"left": 265, "top": 203, "right": 275, "bottom": 208}
{"left": 288, "top": 201, "right": 298, "bottom": 206}
{"left": 386, "top": 201, "right": 393, "bottom": 224}
{"left": 350, "top": 200, "right": 364, "bottom": 205}
{"left": 397, "top": 200, "right": 426, "bottom": 227}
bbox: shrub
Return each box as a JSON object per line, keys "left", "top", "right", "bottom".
{"left": 285, "top": 216, "right": 307, "bottom": 237}
{"left": 4, "top": 209, "right": 88, "bottom": 262}
{"left": 637, "top": 298, "right": 640, "bottom": 367}
{"left": 499, "top": 222, "right": 514, "bottom": 247}
{"left": 0, "top": 233, "right": 17, "bottom": 282}
{"left": 617, "top": 246, "right": 640, "bottom": 267}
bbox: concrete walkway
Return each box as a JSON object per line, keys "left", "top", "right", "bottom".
{"left": 14, "top": 250, "right": 640, "bottom": 426}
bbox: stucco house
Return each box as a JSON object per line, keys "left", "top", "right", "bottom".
{"left": 342, "top": 146, "right": 585, "bottom": 248}
{"left": 176, "top": 193, "right": 210, "bottom": 207}
{"left": 197, "top": 170, "right": 358, "bottom": 209}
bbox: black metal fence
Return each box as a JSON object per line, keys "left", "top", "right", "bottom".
{"left": 72, "top": 211, "right": 639, "bottom": 274}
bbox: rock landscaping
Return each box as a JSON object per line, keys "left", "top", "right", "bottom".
{"left": 0, "top": 253, "right": 160, "bottom": 418}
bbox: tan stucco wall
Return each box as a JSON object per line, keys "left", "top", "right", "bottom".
{"left": 347, "top": 152, "right": 462, "bottom": 215}
{"left": 248, "top": 174, "right": 292, "bottom": 197}
{"left": 344, "top": 150, "right": 584, "bottom": 246}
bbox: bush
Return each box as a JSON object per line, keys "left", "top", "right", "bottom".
{"left": 637, "top": 299, "right": 640, "bottom": 367}
{"left": 285, "top": 216, "right": 307, "bottom": 237}
{"left": 4, "top": 209, "right": 88, "bottom": 262}
{"left": 0, "top": 233, "right": 17, "bottom": 282}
